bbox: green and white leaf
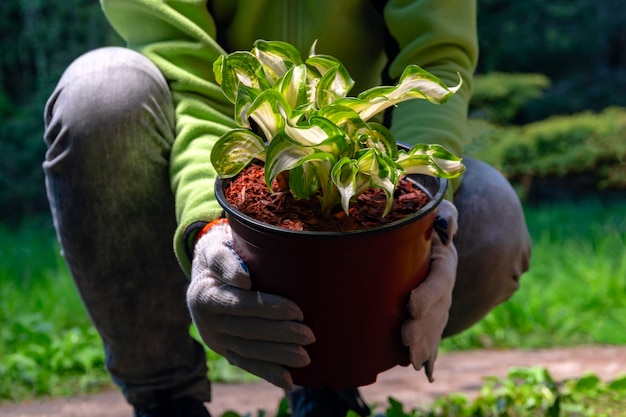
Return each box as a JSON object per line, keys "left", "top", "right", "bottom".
{"left": 252, "top": 40, "right": 302, "bottom": 84}
{"left": 210, "top": 129, "right": 266, "bottom": 178}
{"left": 246, "top": 89, "right": 290, "bottom": 141}
{"left": 394, "top": 65, "right": 463, "bottom": 103}
{"left": 356, "top": 149, "right": 402, "bottom": 217}
{"left": 264, "top": 132, "right": 316, "bottom": 189}
{"left": 331, "top": 157, "right": 359, "bottom": 215}
{"left": 397, "top": 144, "right": 466, "bottom": 178}
{"left": 334, "top": 65, "right": 463, "bottom": 122}
{"left": 306, "top": 54, "right": 355, "bottom": 107}
{"left": 358, "top": 122, "right": 397, "bottom": 158}
{"left": 233, "top": 84, "right": 259, "bottom": 129}
{"left": 213, "top": 51, "right": 266, "bottom": 103}
{"left": 283, "top": 115, "right": 345, "bottom": 147}
{"left": 274, "top": 64, "right": 310, "bottom": 110}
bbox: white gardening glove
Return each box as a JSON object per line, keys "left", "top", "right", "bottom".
{"left": 401, "top": 200, "right": 458, "bottom": 382}
{"left": 186, "top": 220, "right": 315, "bottom": 390}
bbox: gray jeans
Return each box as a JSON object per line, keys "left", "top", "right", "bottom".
{"left": 43, "top": 47, "right": 531, "bottom": 406}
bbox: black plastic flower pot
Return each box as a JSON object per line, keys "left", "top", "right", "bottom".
{"left": 215, "top": 174, "right": 447, "bottom": 389}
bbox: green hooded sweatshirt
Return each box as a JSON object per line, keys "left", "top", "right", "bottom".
{"left": 100, "top": 0, "right": 478, "bottom": 276}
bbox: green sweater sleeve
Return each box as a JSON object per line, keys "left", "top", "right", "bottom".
{"left": 384, "top": 0, "right": 478, "bottom": 199}
{"left": 101, "top": 0, "right": 235, "bottom": 276}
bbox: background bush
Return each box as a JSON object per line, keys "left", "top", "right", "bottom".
{"left": 469, "top": 107, "right": 626, "bottom": 200}
{"left": 0, "top": 0, "right": 121, "bottom": 223}
{"left": 469, "top": 72, "right": 551, "bottom": 125}
{"left": 477, "top": 0, "right": 626, "bottom": 121}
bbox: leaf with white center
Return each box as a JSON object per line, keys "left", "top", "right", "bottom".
{"left": 246, "top": 89, "right": 289, "bottom": 141}
{"left": 283, "top": 115, "right": 345, "bottom": 147}
{"left": 355, "top": 149, "right": 402, "bottom": 217}
{"left": 307, "top": 39, "right": 319, "bottom": 59}
{"left": 210, "top": 129, "right": 266, "bottom": 178}
{"left": 274, "top": 64, "right": 310, "bottom": 109}
{"left": 253, "top": 40, "right": 303, "bottom": 84}
{"left": 315, "top": 66, "right": 343, "bottom": 107}
{"left": 264, "top": 132, "right": 315, "bottom": 190}
{"left": 397, "top": 144, "right": 466, "bottom": 179}
{"left": 313, "top": 106, "right": 367, "bottom": 157}
{"left": 306, "top": 54, "right": 355, "bottom": 107}
{"left": 332, "top": 65, "right": 462, "bottom": 122}
{"left": 360, "top": 122, "right": 398, "bottom": 158}
{"left": 331, "top": 157, "right": 359, "bottom": 215}
{"left": 316, "top": 105, "right": 364, "bottom": 131}
{"left": 329, "top": 96, "right": 390, "bottom": 122}
{"left": 393, "top": 65, "right": 463, "bottom": 103}
{"left": 213, "top": 52, "right": 266, "bottom": 103}
{"left": 233, "top": 84, "right": 259, "bottom": 129}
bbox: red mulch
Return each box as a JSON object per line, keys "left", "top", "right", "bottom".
{"left": 224, "top": 163, "right": 430, "bottom": 232}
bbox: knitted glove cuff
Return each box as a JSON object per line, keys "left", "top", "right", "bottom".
{"left": 182, "top": 217, "right": 228, "bottom": 261}
{"left": 196, "top": 218, "right": 229, "bottom": 244}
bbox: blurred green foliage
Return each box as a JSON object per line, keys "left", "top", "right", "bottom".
{"left": 0, "top": 0, "right": 122, "bottom": 223}
{"left": 470, "top": 72, "right": 552, "bottom": 125}
{"left": 0, "top": 218, "right": 110, "bottom": 400}
{"left": 476, "top": 0, "right": 626, "bottom": 121}
{"left": 469, "top": 107, "right": 626, "bottom": 200}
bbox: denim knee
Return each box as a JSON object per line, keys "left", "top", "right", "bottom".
{"left": 44, "top": 46, "right": 175, "bottom": 165}
{"left": 443, "top": 157, "right": 532, "bottom": 337}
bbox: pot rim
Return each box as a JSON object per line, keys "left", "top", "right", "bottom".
{"left": 215, "top": 173, "right": 447, "bottom": 238}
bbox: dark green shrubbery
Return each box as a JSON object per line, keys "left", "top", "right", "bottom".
{"left": 470, "top": 72, "right": 551, "bottom": 125}
{"left": 469, "top": 107, "right": 626, "bottom": 199}
{"left": 0, "top": 100, "right": 49, "bottom": 222}
{"left": 467, "top": 71, "right": 626, "bottom": 199}
{"left": 476, "top": 0, "right": 626, "bottom": 123}
{"left": 0, "top": 0, "right": 121, "bottom": 223}
{"left": 522, "top": 69, "right": 626, "bottom": 123}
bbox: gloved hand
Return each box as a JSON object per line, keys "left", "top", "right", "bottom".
{"left": 401, "top": 200, "right": 458, "bottom": 382}
{"left": 187, "top": 220, "right": 315, "bottom": 390}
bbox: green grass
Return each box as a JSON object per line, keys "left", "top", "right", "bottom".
{"left": 0, "top": 217, "right": 110, "bottom": 400}
{"left": 1, "top": 197, "right": 625, "bottom": 403}
{"left": 441, "top": 197, "right": 626, "bottom": 351}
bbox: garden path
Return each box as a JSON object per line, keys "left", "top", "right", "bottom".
{"left": 2, "top": 345, "right": 625, "bottom": 417}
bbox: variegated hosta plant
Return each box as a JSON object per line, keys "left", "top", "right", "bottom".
{"left": 210, "top": 39, "right": 465, "bottom": 218}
